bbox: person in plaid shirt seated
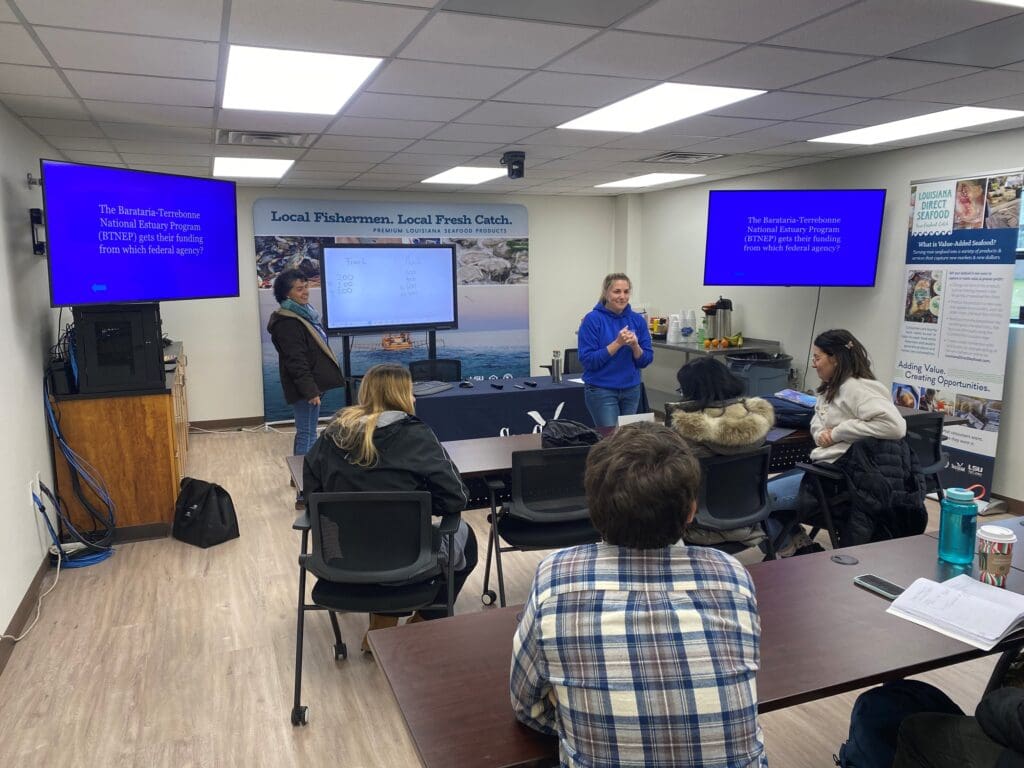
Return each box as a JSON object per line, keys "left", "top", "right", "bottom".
{"left": 510, "top": 421, "right": 768, "bottom": 768}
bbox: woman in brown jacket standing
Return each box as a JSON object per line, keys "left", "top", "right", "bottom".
{"left": 267, "top": 269, "right": 345, "bottom": 470}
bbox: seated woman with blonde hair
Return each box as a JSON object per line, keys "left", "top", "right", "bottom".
{"left": 303, "top": 363, "right": 477, "bottom": 651}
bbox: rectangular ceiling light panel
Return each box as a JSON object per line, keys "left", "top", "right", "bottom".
{"left": 810, "top": 106, "right": 1024, "bottom": 145}
{"left": 559, "top": 83, "right": 765, "bottom": 133}
{"left": 421, "top": 166, "right": 507, "bottom": 184}
{"left": 223, "top": 45, "right": 381, "bottom": 115}
{"left": 213, "top": 157, "right": 294, "bottom": 178}
{"left": 596, "top": 172, "right": 705, "bottom": 188}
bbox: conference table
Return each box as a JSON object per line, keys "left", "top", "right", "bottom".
{"left": 413, "top": 376, "right": 592, "bottom": 441}
{"left": 369, "top": 533, "right": 1024, "bottom": 768}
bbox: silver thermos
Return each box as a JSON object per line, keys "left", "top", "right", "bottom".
{"left": 550, "top": 350, "right": 562, "bottom": 383}
{"left": 716, "top": 297, "right": 733, "bottom": 340}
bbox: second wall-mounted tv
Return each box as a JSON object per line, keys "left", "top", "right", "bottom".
{"left": 704, "top": 188, "right": 887, "bottom": 287}
{"left": 42, "top": 159, "right": 240, "bottom": 306}
{"left": 319, "top": 243, "right": 458, "bottom": 334}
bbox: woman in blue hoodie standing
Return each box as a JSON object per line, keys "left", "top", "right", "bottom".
{"left": 578, "top": 273, "right": 654, "bottom": 427}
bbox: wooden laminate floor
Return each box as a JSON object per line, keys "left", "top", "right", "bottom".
{"left": 0, "top": 429, "right": 1008, "bottom": 767}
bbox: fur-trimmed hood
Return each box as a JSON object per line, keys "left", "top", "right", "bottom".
{"left": 670, "top": 397, "right": 775, "bottom": 455}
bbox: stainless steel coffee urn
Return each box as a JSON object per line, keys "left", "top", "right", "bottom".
{"left": 715, "top": 297, "right": 732, "bottom": 340}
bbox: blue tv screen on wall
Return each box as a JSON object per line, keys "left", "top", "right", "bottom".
{"left": 42, "top": 160, "right": 240, "bottom": 306}
{"left": 704, "top": 188, "right": 887, "bottom": 287}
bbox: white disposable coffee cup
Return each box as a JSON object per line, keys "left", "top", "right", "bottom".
{"left": 977, "top": 525, "right": 1017, "bottom": 587}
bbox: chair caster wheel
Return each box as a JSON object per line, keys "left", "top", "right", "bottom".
{"left": 481, "top": 590, "right": 497, "bottom": 606}
{"left": 291, "top": 705, "right": 309, "bottom": 726}
{"left": 334, "top": 642, "right": 347, "bottom": 660}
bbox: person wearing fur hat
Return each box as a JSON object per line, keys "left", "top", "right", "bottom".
{"left": 670, "top": 357, "right": 775, "bottom": 547}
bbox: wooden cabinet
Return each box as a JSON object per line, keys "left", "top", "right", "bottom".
{"left": 51, "top": 345, "right": 188, "bottom": 540}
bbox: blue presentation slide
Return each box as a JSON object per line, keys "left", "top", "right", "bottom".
{"left": 321, "top": 246, "right": 456, "bottom": 331}
{"left": 43, "top": 161, "right": 239, "bottom": 305}
{"left": 704, "top": 189, "right": 886, "bottom": 287}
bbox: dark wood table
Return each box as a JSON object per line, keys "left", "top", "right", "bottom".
{"left": 369, "top": 534, "right": 1024, "bottom": 768}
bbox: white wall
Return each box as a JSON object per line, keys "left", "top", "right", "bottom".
{"left": 0, "top": 108, "right": 58, "bottom": 631}
{"left": 638, "top": 127, "right": 1024, "bottom": 501}
{"left": 162, "top": 187, "right": 617, "bottom": 422}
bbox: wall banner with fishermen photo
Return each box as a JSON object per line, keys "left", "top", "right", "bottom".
{"left": 253, "top": 198, "right": 529, "bottom": 422}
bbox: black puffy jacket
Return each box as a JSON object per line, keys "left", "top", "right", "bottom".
{"left": 267, "top": 309, "right": 344, "bottom": 404}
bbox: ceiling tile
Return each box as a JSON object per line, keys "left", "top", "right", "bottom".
{"left": 304, "top": 148, "right": 396, "bottom": 163}
{"left": 713, "top": 91, "right": 864, "bottom": 120}
{"left": 369, "top": 0, "right": 437, "bottom": 7}
{"left": 661, "top": 115, "right": 779, "bottom": 136}
{"left": 85, "top": 101, "right": 214, "bottom": 127}
{"left": 979, "top": 93, "right": 1024, "bottom": 111}
{"left": 752, "top": 141, "right": 854, "bottom": 156}
{"left": 325, "top": 116, "right": 443, "bottom": 139}
{"left": 0, "top": 63, "right": 72, "bottom": 97}
{"left": 893, "top": 13, "right": 1024, "bottom": 68}
{"left": 120, "top": 153, "right": 211, "bottom": 166}
{"left": 0, "top": 23, "right": 47, "bottom": 66}
{"left": 229, "top": 0, "right": 427, "bottom": 55}
{"left": 619, "top": 0, "right": 855, "bottom": 43}
{"left": 369, "top": 60, "right": 525, "bottom": 100}
{"left": 66, "top": 71, "right": 216, "bottom": 107}
{"left": 399, "top": 12, "right": 595, "bottom": 68}
{"left": 519, "top": 127, "right": 616, "bottom": 148}
{"left": 387, "top": 151, "right": 476, "bottom": 166}
{"left": 673, "top": 135, "right": 789, "bottom": 153}
{"left": 292, "top": 160, "right": 376, "bottom": 173}
{"left": 890, "top": 69, "right": 1024, "bottom": 104}
{"left": 767, "top": 0, "right": 1016, "bottom": 56}
{"left": 680, "top": 46, "right": 869, "bottom": 90}
{"left": 457, "top": 100, "right": 587, "bottom": 127}
{"left": 35, "top": 28, "right": 219, "bottom": 79}
{"left": 797, "top": 59, "right": 982, "bottom": 98}
{"left": 801, "top": 98, "right": 952, "bottom": 125}
{"left": 546, "top": 31, "right": 741, "bottom": 79}
{"left": 23, "top": 0, "right": 223, "bottom": 41}
{"left": 342, "top": 178, "right": 414, "bottom": 190}
{"left": 1005, "top": 61, "right": 1024, "bottom": 73}
{"left": 284, "top": 169, "right": 360, "bottom": 181}
{"left": 428, "top": 123, "right": 538, "bottom": 143}
{"left": 100, "top": 123, "right": 214, "bottom": 141}
{"left": 217, "top": 109, "right": 333, "bottom": 133}
{"left": 277, "top": 177, "right": 344, "bottom": 188}
{"left": 354, "top": 172, "right": 432, "bottom": 184}
{"left": 439, "top": 0, "right": 647, "bottom": 26}
{"left": 128, "top": 165, "right": 209, "bottom": 176}
{"left": 62, "top": 150, "right": 123, "bottom": 164}
{"left": 111, "top": 140, "right": 215, "bottom": 155}
{"left": 497, "top": 71, "right": 653, "bottom": 107}
{"left": 402, "top": 138, "right": 501, "bottom": 155}
{"left": 0, "top": 95, "right": 87, "bottom": 120}
{"left": 48, "top": 136, "right": 115, "bottom": 151}
{"left": 494, "top": 144, "right": 586, "bottom": 160}
{"left": 735, "top": 120, "right": 863, "bottom": 142}
{"left": 344, "top": 92, "right": 478, "bottom": 121}
{"left": 0, "top": 6, "right": 16, "bottom": 22}
{"left": 312, "top": 135, "right": 413, "bottom": 152}
{"left": 599, "top": 133, "right": 710, "bottom": 151}
{"left": 25, "top": 118, "right": 106, "bottom": 138}
{"left": 369, "top": 162, "right": 452, "bottom": 175}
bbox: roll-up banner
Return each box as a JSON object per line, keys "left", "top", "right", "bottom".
{"left": 893, "top": 171, "right": 1023, "bottom": 498}
{"left": 254, "top": 199, "right": 530, "bottom": 422}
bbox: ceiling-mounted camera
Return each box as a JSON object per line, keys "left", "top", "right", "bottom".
{"left": 500, "top": 150, "right": 525, "bottom": 180}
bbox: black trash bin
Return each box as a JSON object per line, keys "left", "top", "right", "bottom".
{"left": 726, "top": 352, "right": 793, "bottom": 397}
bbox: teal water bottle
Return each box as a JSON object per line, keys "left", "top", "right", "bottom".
{"left": 938, "top": 487, "right": 978, "bottom": 565}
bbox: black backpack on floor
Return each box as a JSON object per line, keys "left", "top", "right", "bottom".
{"left": 172, "top": 477, "right": 240, "bottom": 548}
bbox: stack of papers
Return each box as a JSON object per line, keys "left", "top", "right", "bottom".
{"left": 774, "top": 389, "right": 817, "bottom": 408}
{"left": 887, "top": 575, "right": 1024, "bottom": 650}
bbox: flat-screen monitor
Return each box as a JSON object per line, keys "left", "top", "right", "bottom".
{"left": 42, "top": 160, "right": 240, "bottom": 306}
{"left": 319, "top": 243, "right": 458, "bottom": 334}
{"left": 704, "top": 189, "right": 886, "bottom": 287}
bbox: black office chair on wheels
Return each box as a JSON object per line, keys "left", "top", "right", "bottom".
{"left": 796, "top": 437, "right": 927, "bottom": 550}
{"left": 692, "top": 446, "right": 779, "bottom": 559}
{"left": 409, "top": 358, "right": 462, "bottom": 382}
{"left": 291, "top": 491, "right": 459, "bottom": 726}
{"left": 482, "top": 446, "right": 598, "bottom": 607}
{"left": 904, "top": 412, "right": 949, "bottom": 501}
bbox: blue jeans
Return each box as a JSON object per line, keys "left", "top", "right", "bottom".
{"left": 292, "top": 398, "right": 321, "bottom": 457}
{"left": 584, "top": 383, "right": 642, "bottom": 428}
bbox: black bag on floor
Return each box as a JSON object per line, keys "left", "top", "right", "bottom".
{"left": 173, "top": 477, "right": 240, "bottom": 548}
